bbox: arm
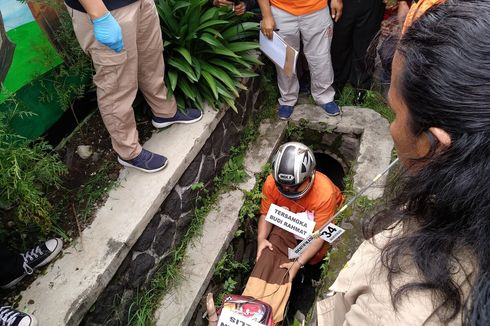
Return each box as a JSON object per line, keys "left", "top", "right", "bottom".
{"left": 78, "top": 0, "right": 108, "bottom": 20}
{"left": 258, "top": 0, "right": 275, "bottom": 39}
{"left": 398, "top": 1, "right": 411, "bottom": 25}
{"left": 78, "top": 0, "right": 124, "bottom": 52}
{"left": 280, "top": 237, "right": 325, "bottom": 282}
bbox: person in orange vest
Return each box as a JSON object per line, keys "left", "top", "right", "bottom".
{"left": 258, "top": 0, "right": 343, "bottom": 120}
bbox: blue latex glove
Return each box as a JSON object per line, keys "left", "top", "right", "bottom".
{"left": 92, "top": 12, "right": 124, "bottom": 53}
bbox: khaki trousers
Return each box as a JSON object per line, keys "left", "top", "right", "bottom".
{"left": 272, "top": 6, "right": 336, "bottom": 106}
{"left": 67, "top": 0, "right": 177, "bottom": 159}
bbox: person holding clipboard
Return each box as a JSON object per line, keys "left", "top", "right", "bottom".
{"left": 258, "top": 0, "right": 343, "bottom": 120}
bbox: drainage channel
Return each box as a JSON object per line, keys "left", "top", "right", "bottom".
{"left": 157, "top": 104, "right": 394, "bottom": 325}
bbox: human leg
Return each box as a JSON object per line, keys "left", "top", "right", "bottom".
{"left": 350, "top": 0, "right": 385, "bottom": 92}
{"left": 271, "top": 6, "right": 301, "bottom": 107}
{"left": 0, "top": 248, "right": 23, "bottom": 288}
{"left": 68, "top": 3, "right": 141, "bottom": 160}
{"left": 285, "top": 261, "right": 323, "bottom": 323}
{"left": 299, "top": 7, "right": 335, "bottom": 106}
{"left": 136, "top": 0, "right": 177, "bottom": 119}
{"left": 331, "top": 0, "right": 356, "bottom": 94}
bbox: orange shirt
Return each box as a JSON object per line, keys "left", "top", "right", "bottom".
{"left": 260, "top": 171, "right": 344, "bottom": 264}
{"left": 402, "top": 0, "right": 445, "bottom": 33}
{"left": 270, "top": 0, "right": 328, "bottom": 16}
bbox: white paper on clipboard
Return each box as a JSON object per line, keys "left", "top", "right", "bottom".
{"left": 259, "top": 31, "right": 298, "bottom": 76}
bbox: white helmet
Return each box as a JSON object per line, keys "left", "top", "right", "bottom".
{"left": 272, "top": 142, "right": 316, "bottom": 200}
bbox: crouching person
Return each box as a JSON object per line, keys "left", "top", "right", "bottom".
{"left": 242, "top": 142, "right": 344, "bottom": 323}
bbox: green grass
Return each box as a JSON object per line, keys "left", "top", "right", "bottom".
{"left": 337, "top": 86, "right": 394, "bottom": 123}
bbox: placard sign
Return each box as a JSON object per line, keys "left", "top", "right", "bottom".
{"left": 265, "top": 204, "right": 315, "bottom": 238}
{"left": 217, "top": 309, "right": 264, "bottom": 326}
{"left": 319, "top": 223, "right": 345, "bottom": 243}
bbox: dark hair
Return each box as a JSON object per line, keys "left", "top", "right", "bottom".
{"left": 364, "top": 1, "right": 490, "bottom": 324}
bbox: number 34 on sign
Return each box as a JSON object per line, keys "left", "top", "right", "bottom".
{"left": 319, "top": 223, "right": 344, "bottom": 243}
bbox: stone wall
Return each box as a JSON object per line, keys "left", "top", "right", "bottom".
{"left": 82, "top": 74, "right": 265, "bottom": 325}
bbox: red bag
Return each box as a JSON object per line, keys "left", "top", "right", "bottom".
{"left": 218, "top": 294, "right": 275, "bottom": 326}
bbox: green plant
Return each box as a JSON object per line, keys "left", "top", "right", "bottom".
{"left": 286, "top": 118, "right": 309, "bottom": 141}
{"left": 0, "top": 96, "right": 67, "bottom": 233}
{"left": 157, "top": 0, "right": 261, "bottom": 111}
{"left": 215, "top": 276, "right": 238, "bottom": 306}
{"left": 338, "top": 86, "right": 394, "bottom": 122}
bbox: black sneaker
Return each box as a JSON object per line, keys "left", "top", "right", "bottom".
{"left": 0, "top": 238, "right": 63, "bottom": 289}
{"left": 151, "top": 108, "right": 203, "bottom": 128}
{"left": 0, "top": 307, "right": 37, "bottom": 326}
{"left": 117, "top": 148, "right": 168, "bottom": 173}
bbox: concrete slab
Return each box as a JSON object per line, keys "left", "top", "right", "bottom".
{"left": 243, "top": 119, "right": 287, "bottom": 175}
{"left": 153, "top": 120, "right": 288, "bottom": 325}
{"left": 18, "top": 105, "right": 226, "bottom": 326}
{"left": 153, "top": 189, "right": 246, "bottom": 326}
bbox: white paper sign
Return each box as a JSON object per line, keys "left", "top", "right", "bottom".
{"left": 259, "top": 31, "right": 298, "bottom": 71}
{"left": 217, "top": 309, "right": 264, "bottom": 326}
{"left": 265, "top": 204, "right": 315, "bottom": 238}
{"left": 259, "top": 31, "right": 286, "bottom": 68}
{"left": 319, "top": 223, "right": 345, "bottom": 243}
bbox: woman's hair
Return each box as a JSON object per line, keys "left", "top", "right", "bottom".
{"left": 364, "top": 0, "right": 490, "bottom": 324}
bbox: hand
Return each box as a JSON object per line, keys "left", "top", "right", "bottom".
{"left": 280, "top": 261, "right": 300, "bottom": 283}
{"left": 381, "top": 19, "right": 391, "bottom": 37}
{"left": 206, "top": 293, "right": 218, "bottom": 326}
{"left": 213, "top": 0, "right": 233, "bottom": 6}
{"left": 92, "top": 12, "right": 124, "bottom": 53}
{"left": 260, "top": 15, "right": 276, "bottom": 39}
{"left": 234, "top": 2, "right": 246, "bottom": 15}
{"left": 330, "top": 0, "right": 343, "bottom": 22}
{"left": 256, "top": 238, "right": 273, "bottom": 261}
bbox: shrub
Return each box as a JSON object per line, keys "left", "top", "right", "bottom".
{"left": 156, "top": 0, "right": 261, "bottom": 111}
{"left": 0, "top": 96, "right": 66, "bottom": 233}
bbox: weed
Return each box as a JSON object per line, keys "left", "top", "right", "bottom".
{"left": 338, "top": 86, "right": 394, "bottom": 122}
{"left": 191, "top": 182, "right": 205, "bottom": 191}
{"left": 362, "top": 90, "right": 394, "bottom": 123}
{"left": 0, "top": 95, "right": 67, "bottom": 238}
{"left": 286, "top": 118, "right": 309, "bottom": 142}
{"left": 216, "top": 277, "right": 238, "bottom": 306}
{"left": 256, "top": 61, "right": 279, "bottom": 121}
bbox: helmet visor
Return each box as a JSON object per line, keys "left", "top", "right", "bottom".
{"left": 276, "top": 178, "right": 311, "bottom": 198}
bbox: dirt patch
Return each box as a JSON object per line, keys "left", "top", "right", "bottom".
{"left": 1, "top": 101, "right": 155, "bottom": 252}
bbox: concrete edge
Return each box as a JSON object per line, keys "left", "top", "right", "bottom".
{"left": 18, "top": 105, "right": 226, "bottom": 326}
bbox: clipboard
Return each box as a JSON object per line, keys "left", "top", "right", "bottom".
{"left": 259, "top": 31, "right": 298, "bottom": 78}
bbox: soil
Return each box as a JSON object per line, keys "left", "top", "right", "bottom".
{"left": 1, "top": 96, "right": 155, "bottom": 252}
{"left": 54, "top": 104, "right": 155, "bottom": 234}
{"left": 0, "top": 96, "right": 157, "bottom": 302}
